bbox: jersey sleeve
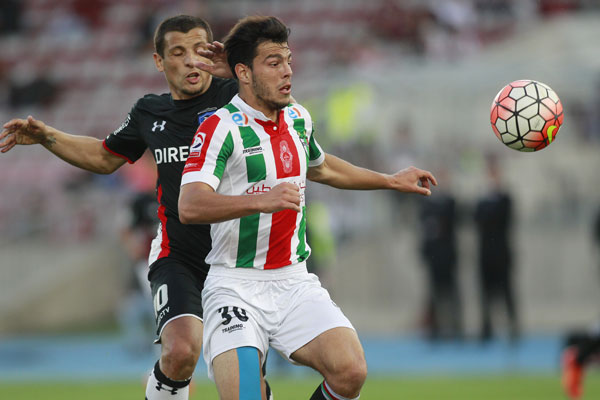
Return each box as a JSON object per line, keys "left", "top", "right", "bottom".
{"left": 296, "top": 104, "right": 324, "bottom": 167}
{"left": 307, "top": 123, "right": 325, "bottom": 167}
{"left": 102, "top": 104, "right": 147, "bottom": 163}
{"left": 181, "top": 113, "right": 233, "bottom": 190}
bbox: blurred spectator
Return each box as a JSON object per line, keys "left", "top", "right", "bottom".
{"left": 117, "top": 191, "right": 158, "bottom": 355}
{"left": 134, "top": 6, "right": 164, "bottom": 53}
{"left": 539, "top": 0, "right": 580, "bottom": 15}
{"left": 306, "top": 201, "right": 337, "bottom": 287}
{"left": 418, "top": 170, "right": 463, "bottom": 341}
{"left": 0, "top": 0, "right": 23, "bottom": 35}
{"left": 8, "top": 72, "right": 61, "bottom": 110}
{"left": 474, "top": 156, "right": 519, "bottom": 343}
{"left": 370, "top": 0, "right": 432, "bottom": 55}
{"left": 71, "top": 0, "right": 108, "bottom": 29}
{"left": 425, "top": 0, "right": 481, "bottom": 61}
{"left": 560, "top": 206, "right": 600, "bottom": 399}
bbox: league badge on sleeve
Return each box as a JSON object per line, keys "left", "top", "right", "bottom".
{"left": 189, "top": 132, "right": 206, "bottom": 157}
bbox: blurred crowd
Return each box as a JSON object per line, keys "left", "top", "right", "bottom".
{"left": 1, "top": 0, "right": 599, "bottom": 244}
{"left": 1, "top": 0, "right": 600, "bottom": 342}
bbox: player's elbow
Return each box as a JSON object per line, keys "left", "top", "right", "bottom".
{"left": 179, "top": 183, "right": 218, "bottom": 224}
{"left": 178, "top": 200, "right": 196, "bottom": 224}
{"left": 178, "top": 196, "right": 208, "bottom": 224}
{"left": 94, "top": 164, "right": 119, "bottom": 175}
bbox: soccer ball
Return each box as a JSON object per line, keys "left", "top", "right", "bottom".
{"left": 490, "top": 79, "right": 564, "bottom": 152}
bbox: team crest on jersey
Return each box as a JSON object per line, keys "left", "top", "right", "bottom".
{"left": 279, "top": 140, "right": 293, "bottom": 173}
{"left": 189, "top": 132, "right": 206, "bottom": 157}
{"left": 198, "top": 107, "right": 217, "bottom": 125}
{"left": 287, "top": 107, "right": 302, "bottom": 119}
{"left": 298, "top": 132, "right": 309, "bottom": 155}
{"left": 231, "top": 112, "right": 249, "bottom": 126}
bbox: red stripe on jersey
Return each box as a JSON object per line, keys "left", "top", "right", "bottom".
{"left": 257, "top": 112, "right": 300, "bottom": 179}
{"left": 156, "top": 184, "right": 170, "bottom": 258}
{"left": 265, "top": 209, "right": 297, "bottom": 269}
{"left": 182, "top": 114, "right": 221, "bottom": 174}
{"left": 102, "top": 140, "right": 134, "bottom": 164}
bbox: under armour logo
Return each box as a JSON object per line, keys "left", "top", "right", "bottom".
{"left": 152, "top": 120, "right": 166, "bottom": 132}
{"left": 155, "top": 382, "right": 178, "bottom": 395}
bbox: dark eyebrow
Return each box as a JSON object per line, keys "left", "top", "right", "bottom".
{"left": 265, "top": 54, "right": 283, "bottom": 60}
{"left": 264, "top": 53, "right": 292, "bottom": 62}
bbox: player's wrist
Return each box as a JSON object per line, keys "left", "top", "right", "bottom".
{"left": 39, "top": 127, "right": 57, "bottom": 148}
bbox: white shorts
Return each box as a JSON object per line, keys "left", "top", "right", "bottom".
{"left": 201, "top": 263, "right": 354, "bottom": 380}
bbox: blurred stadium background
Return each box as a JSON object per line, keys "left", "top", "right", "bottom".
{"left": 2, "top": 0, "right": 600, "bottom": 398}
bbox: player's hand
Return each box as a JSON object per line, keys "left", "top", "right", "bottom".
{"left": 389, "top": 166, "right": 437, "bottom": 196}
{"left": 260, "top": 183, "right": 301, "bottom": 213}
{"left": 195, "top": 41, "right": 233, "bottom": 79}
{"left": 0, "top": 116, "right": 50, "bottom": 153}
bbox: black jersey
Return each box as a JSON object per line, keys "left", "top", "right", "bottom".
{"left": 103, "top": 77, "right": 238, "bottom": 272}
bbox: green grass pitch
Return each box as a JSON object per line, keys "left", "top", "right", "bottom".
{"left": 1, "top": 374, "right": 599, "bottom": 399}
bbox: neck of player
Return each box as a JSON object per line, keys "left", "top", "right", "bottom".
{"left": 239, "top": 88, "right": 280, "bottom": 122}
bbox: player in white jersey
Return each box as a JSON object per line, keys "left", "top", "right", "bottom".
{"left": 179, "top": 16, "right": 437, "bottom": 400}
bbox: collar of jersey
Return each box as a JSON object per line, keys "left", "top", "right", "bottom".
{"left": 230, "top": 94, "right": 278, "bottom": 123}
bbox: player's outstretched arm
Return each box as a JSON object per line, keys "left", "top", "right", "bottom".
{"left": 179, "top": 182, "right": 301, "bottom": 224}
{"left": 307, "top": 153, "right": 437, "bottom": 196}
{"left": 194, "top": 41, "right": 233, "bottom": 79}
{"left": 1, "top": 116, "right": 126, "bottom": 174}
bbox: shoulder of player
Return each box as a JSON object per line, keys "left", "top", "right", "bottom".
{"left": 285, "top": 102, "right": 312, "bottom": 124}
{"left": 211, "top": 77, "right": 238, "bottom": 91}
{"left": 288, "top": 101, "right": 309, "bottom": 114}
{"left": 196, "top": 106, "right": 236, "bottom": 134}
{"left": 133, "top": 93, "right": 171, "bottom": 111}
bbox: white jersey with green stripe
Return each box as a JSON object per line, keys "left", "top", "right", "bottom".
{"left": 181, "top": 95, "right": 325, "bottom": 270}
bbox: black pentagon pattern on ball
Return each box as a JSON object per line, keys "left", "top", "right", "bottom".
{"left": 492, "top": 80, "right": 562, "bottom": 152}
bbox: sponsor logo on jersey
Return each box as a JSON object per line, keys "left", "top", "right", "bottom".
{"left": 111, "top": 114, "right": 131, "bottom": 136}
{"left": 246, "top": 180, "right": 306, "bottom": 201}
{"left": 152, "top": 120, "right": 167, "bottom": 132}
{"left": 246, "top": 183, "right": 271, "bottom": 195}
{"left": 231, "top": 112, "right": 249, "bottom": 126}
{"left": 197, "top": 107, "right": 217, "bottom": 125}
{"left": 242, "top": 145, "right": 263, "bottom": 156}
{"left": 154, "top": 146, "right": 190, "bottom": 164}
{"left": 287, "top": 106, "right": 302, "bottom": 119}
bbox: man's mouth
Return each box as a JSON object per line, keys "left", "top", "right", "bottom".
{"left": 186, "top": 72, "right": 201, "bottom": 84}
{"left": 279, "top": 83, "right": 292, "bottom": 95}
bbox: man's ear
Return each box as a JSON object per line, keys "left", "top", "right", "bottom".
{"left": 153, "top": 53, "right": 164, "bottom": 72}
{"left": 235, "top": 63, "right": 251, "bottom": 84}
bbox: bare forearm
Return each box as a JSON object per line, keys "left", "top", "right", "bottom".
{"left": 179, "top": 185, "right": 262, "bottom": 224}
{"left": 42, "top": 126, "right": 124, "bottom": 174}
{"left": 308, "top": 154, "right": 391, "bottom": 190}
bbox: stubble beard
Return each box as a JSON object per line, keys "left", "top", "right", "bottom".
{"left": 252, "top": 77, "right": 288, "bottom": 111}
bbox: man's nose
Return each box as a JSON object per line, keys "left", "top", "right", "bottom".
{"left": 283, "top": 62, "right": 293, "bottom": 77}
{"left": 184, "top": 51, "right": 201, "bottom": 67}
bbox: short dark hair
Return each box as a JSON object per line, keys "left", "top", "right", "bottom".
{"left": 224, "top": 16, "right": 290, "bottom": 79}
{"left": 154, "top": 15, "right": 213, "bottom": 57}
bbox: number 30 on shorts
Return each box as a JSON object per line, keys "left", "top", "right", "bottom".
{"left": 218, "top": 306, "right": 249, "bottom": 325}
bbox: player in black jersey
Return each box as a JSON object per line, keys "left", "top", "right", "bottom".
{"left": 0, "top": 15, "right": 272, "bottom": 400}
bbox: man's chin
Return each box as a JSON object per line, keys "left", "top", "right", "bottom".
{"left": 181, "top": 88, "right": 204, "bottom": 98}
{"left": 273, "top": 95, "right": 291, "bottom": 109}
